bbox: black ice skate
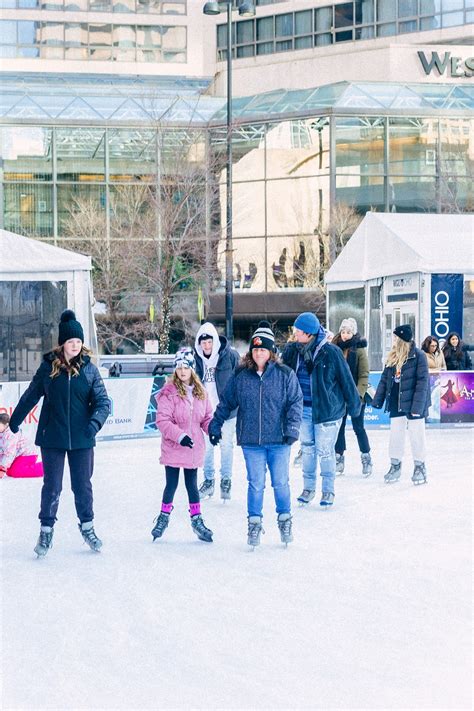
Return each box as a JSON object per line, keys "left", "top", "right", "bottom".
{"left": 335, "top": 453, "right": 345, "bottom": 476}
{"left": 361, "top": 453, "right": 373, "bottom": 477}
{"left": 79, "top": 521, "right": 102, "bottom": 552}
{"left": 34, "top": 526, "right": 53, "bottom": 558}
{"left": 151, "top": 512, "right": 170, "bottom": 540}
{"left": 220, "top": 478, "right": 232, "bottom": 501}
{"left": 191, "top": 515, "right": 213, "bottom": 542}
{"left": 247, "top": 516, "right": 264, "bottom": 548}
{"left": 384, "top": 460, "right": 402, "bottom": 484}
{"left": 297, "top": 489, "right": 315, "bottom": 505}
{"left": 199, "top": 479, "right": 215, "bottom": 499}
{"left": 277, "top": 513, "right": 293, "bottom": 546}
{"left": 320, "top": 492, "right": 335, "bottom": 507}
{"left": 412, "top": 462, "right": 427, "bottom": 485}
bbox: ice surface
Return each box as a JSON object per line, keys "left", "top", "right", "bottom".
{"left": 1, "top": 429, "right": 472, "bottom": 710}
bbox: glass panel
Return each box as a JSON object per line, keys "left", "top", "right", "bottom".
{"left": 328, "top": 288, "right": 365, "bottom": 338}
{"left": 112, "top": 0, "right": 135, "bottom": 11}
{"left": 257, "top": 16, "right": 273, "bottom": 40}
{"left": 267, "top": 236, "right": 321, "bottom": 291}
{"left": 377, "top": 22, "right": 396, "bottom": 35}
{"left": 256, "top": 41, "right": 273, "bottom": 54}
{"left": 336, "top": 117, "right": 385, "bottom": 175}
{"left": 57, "top": 184, "right": 106, "bottom": 236}
{"left": 0, "top": 21, "right": 17, "bottom": 44}
{"left": 388, "top": 176, "right": 437, "bottom": 212}
{"left": 439, "top": 118, "right": 473, "bottom": 178}
{"left": 315, "top": 32, "right": 332, "bottom": 45}
{"left": 0, "top": 0, "right": 16, "bottom": 7}
{"left": 315, "top": 6, "right": 333, "bottom": 31}
{"left": 336, "top": 176, "right": 385, "bottom": 213}
{"left": 18, "top": 21, "right": 38, "bottom": 44}
{"left": 0, "top": 281, "right": 67, "bottom": 382}
{"left": 335, "top": 2, "right": 354, "bottom": 27}
{"left": 399, "top": 19, "right": 418, "bottom": 31}
{"left": 0, "top": 46, "right": 17, "bottom": 57}
{"left": 222, "top": 238, "right": 264, "bottom": 292}
{"left": 65, "top": 22, "right": 88, "bottom": 45}
{"left": 210, "top": 123, "right": 266, "bottom": 181}
{"left": 3, "top": 183, "right": 54, "bottom": 237}
{"left": 442, "top": 0, "right": 463, "bottom": 8}
{"left": 355, "top": 25, "right": 375, "bottom": 37}
{"left": 295, "top": 36, "right": 312, "bottom": 48}
{"left": 295, "top": 10, "right": 312, "bottom": 34}
{"left": 276, "top": 39, "right": 293, "bottom": 52}
{"left": 108, "top": 129, "right": 156, "bottom": 181}
{"left": 20, "top": 0, "right": 40, "bottom": 5}
{"left": 377, "top": 0, "right": 397, "bottom": 20}
{"left": 1, "top": 127, "right": 53, "bottom": 182}
{"left": 56, "top": 128, "right": 105, "bottom": 181}
{"left": 266, "top": 175, "right": 329, "bottom": 238}
{"left": 441, "top": 10, "right": 464, "bottom": 25}
{"left": 161, "top": 24, "right": 185, "bottom": 48}
{"left": 236, "top": 19, "right": 254, "bottom": 44}
{"left": 137, "top": 47, "right": 162, "bottom": 61}
{"left": 65, "top": 0, "right": 87, "bottom": 9}
{"left": 355, "top": 0, "right": 375, "bottom": 23}
{"left": 112, "top": 24, "right": 135, "bottom": 47}
{"left": 89, "top": 0, "right": 111, "bottom": 9}
{"left": 335, "top": 29, "right": 353, "bottom": 41}
{"left": 389, "top": 117, "right": 438, "bottom": 176}
{"left": 18, "top": 46, "right": 40, "bottom": 56}
{"left": 369, "top": 284, "right": 383, "bottom": 369}
{"left": 275, "top": 13, "right": 293, "bottom": 37}
{"left": 217, "top": 24, "right": 227, "bottom": 47}
{"left": 237, "top": 45, "right": 254, "bottom": 57}
{"left": 467, "top": 9, "right": 474, "bottom": 21}
{"left": 420, "top": 15, "right": 441, "bottom": 28}
{"left": 421, "top": 0, "right": 441, "bottom": 10}
{"left": 40, "top": 22, "right": 64, "bottom": 45}
{"left": 398, "top": 0, "right": 418, "bottom": 16}
{"left": 137, "top": 25, "right": 162, "bottom": 46}
{"left": 463, "top": 279, "right": 474, "bottom": 345}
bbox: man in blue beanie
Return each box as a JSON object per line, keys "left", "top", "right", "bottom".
{"left": 282, "top": 312, "right": 361, "bottom": 506}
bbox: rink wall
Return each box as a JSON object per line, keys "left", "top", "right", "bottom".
{"left": 0, "top": 371, "right": 472, "bottom": 442}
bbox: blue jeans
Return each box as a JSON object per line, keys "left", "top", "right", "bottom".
{"left": 300, "top": 406, "right": 342, "bottom": 495}
{"left": 242, "top": 444, "right": 291, "bottom": 518}
{"left": 203, "top": 417, "right": 235, "bottom": 480}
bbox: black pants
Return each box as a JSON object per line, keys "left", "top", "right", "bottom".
{"left": 163, "top": 466, "right": 199, "bottom": 505}
{"left": 335, "top": 405, "right": 370, "bottom": 455}
{"left": 39, "top": 448, "right": 94, "bottom": 527}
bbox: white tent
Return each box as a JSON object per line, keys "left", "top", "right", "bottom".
{"left": 0, "top": 230, "right": 97, "bottom": 379}
{"left": 325, "top": 212, "right": 474, "bottom": 285}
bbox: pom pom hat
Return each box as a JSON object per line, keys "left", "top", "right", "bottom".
{"left": 174, "top": 347, "right": 195, "bottom": 370}
{"left": 250, "top": 320, "right": 276, "bottom": 352}
{"left": 58, "top": 309, "right": 84, "bottom": 346}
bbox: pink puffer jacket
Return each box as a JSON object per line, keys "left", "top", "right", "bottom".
{"left": 156, "top": 381, "right": 213, "bottom": 468}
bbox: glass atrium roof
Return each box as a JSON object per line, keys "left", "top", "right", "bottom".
{"left": 0, "top": 74, "right": 472, "bottom": 125}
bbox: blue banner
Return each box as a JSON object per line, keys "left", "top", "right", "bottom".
{"left": 431, "top": 273, "right": 464, "bottom": 341}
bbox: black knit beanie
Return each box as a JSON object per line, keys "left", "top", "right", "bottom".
{"left": 250, "top": 320, "right": 276, "bottom": 352}
{"left": 393, "top": 324, "right": 413, "bottom": 343}
{"left": 58, "top": 309, "right": 84, "bottom": 345}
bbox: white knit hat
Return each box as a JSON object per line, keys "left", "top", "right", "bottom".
{"left": 174, "top": 347, "right": 195, "bottom": 370}
{"left": 339, "top": 318, "right": 358, "bottom": 336}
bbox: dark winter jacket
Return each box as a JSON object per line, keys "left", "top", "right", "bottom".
{"left": 282, "top": 340, "right": 361, "bottom": 424}
{"left": 443, "top": 343, "right": 473, "bottom": 371}
{"left": 9, "top": 353, "right": 110, "bottom": 450}
{"left": 334, "top": 335, "right": 369, "bottom": 399}
{"left": 372, "top": 343, "right": 431, "bottom": 418}
{"left": 194, "top": 334, "right": 240, "bottom": 415}
{"left": 209, "top": 361, "right": 303, "bottom": 446}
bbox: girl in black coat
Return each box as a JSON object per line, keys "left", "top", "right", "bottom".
{"left": 10, "top": 310, "right": 110, "bottom": 557}
{"left": 442, "top": 332, "right": 473, "bottom": 371}
{"left": 372, "top": 325, "right": 430, "bottom": 486}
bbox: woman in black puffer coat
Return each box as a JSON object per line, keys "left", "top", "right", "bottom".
{"left": 372, "top": 324, "right": 430, "bottom": 487}
{"left": 442, "top": 332, "right": 473, "bottom": 371}
{"left": 10, "top": 310, "right": 110, "bottom": 557}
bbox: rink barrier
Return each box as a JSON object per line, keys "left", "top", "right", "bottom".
{"left": 0, "top": 371, "right": 472, "bottom": 442}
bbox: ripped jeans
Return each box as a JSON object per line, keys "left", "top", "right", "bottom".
{"left": 300, "top": 407, "right": 342, "bottom": 495}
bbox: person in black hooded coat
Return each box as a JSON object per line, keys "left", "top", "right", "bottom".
{"left": 9, "top": 310, "right": 110, "bottom": 557}
{"left": 442, "top": 332, "right": 473, "bottom": 371}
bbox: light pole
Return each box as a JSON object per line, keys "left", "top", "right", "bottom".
{"left": 203, "top": 0, "right": 255, "bottom": 341}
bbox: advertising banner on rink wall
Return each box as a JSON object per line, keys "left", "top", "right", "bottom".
{"left": 1, "top": 372, "right": 472, "bottom": 441}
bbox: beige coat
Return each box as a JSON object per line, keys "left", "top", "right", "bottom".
{"left": 425, "top": 350, "right": 447, "bottom": 372}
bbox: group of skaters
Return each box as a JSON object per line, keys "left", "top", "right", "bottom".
{"left": 4, "top": 308, "right": 472, "bottom": 557}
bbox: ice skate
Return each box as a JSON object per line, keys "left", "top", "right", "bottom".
{"left": 151, "top": 512, "right": 170, "bottom": 540}
{"left": 320, "top": 492, "right": 335, "bottom": 507}
{"left": 199, "top": 478, "right": 215, "bottom": 499}
{"left": 335, "top": 453, "right": 345, "bottom": 476}
{"left": 361, "top": 453, "right": 373, "bottom": 478}
{"left": 34, "top": 526, "right": 53, "bottom": 558}
{"left": 297, "top": 488, "right": 315, "bottom": 505}
{"left": 277, "top": 513, "right": 293, "bottom": 546}
{"left": 79, "top": 521, "right": 102, "bottom": 552}
{"left": 384, "top": 460, "right": 402, "bottom": 484}
{"left": 293, "top": 449, "right": 302, "bottom": 468}
{"left": 247, "top": 516, "right": 264, "bottom": 548}
{"left": 220, "top": 477, "right": 232, "bottom": 502}
{"left": 412, "top": 462, "right": 427, "bottom": 486}
{"left": 191, "top": 515, "right": 213, "bottom": 542}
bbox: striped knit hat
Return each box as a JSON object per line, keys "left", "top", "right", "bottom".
{"left": 250, "top": 320, "right": 276, "bottom": 352}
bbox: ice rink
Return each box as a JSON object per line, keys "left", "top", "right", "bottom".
{"left": 1, "top": 428, "right": 472, "bottom": 710}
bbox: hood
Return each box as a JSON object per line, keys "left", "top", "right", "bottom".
{"left": 195, "top": 322, "right": 221, "bottom": 363}
{"left": 336, "top": 335, "right": 367, "bottom": 350}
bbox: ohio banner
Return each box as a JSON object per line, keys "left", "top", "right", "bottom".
{"left": 431, "top": 273, "right": 464, "bottom": 341}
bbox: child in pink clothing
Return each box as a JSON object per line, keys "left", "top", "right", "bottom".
{"left": 151, "top": 347, "right": 214, "bottom": 543}
{"left": 0, "top": 413, "right": 43, "bottom": 478}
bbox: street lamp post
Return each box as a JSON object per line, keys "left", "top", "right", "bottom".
{"left": 203, "top": 1, "right": 255, "bottom": 342}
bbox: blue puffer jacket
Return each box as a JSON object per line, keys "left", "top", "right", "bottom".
{"left": 372, "top": 343, "right": 431, "bottom": 418}
{"left": 282, "top": 340, "right": 361, "bottom": 424}
{"left": 9, "top": 353, "right": 110, "bottom": 449}
{"left": 209, "top": 361, "right": 303, "bottom": 446}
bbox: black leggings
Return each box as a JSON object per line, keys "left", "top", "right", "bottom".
{"left": 163, "top": 466, "right": 199, "bottom": 505}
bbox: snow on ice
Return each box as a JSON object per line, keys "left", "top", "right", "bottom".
{"left": 1, "top": 428, "right": 472, "bottom": 710}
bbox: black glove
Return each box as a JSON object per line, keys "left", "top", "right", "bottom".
{"left": 86, "top": 421, "right": 100, "bottom": 439}
{"left": 283, "top": 435, "right": 298, "bottom": 446}
{"left": 9, "top": 423, "right": 19, "bottom": 434}
{"left": 180, "top": 435, "right": 194, "bottom": 448}
{"left": 209, "top": 432, "right": 222, "bottom": 446}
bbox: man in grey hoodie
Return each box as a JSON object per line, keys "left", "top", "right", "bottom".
{"left": 194, "top": 322, "right": 240, "bottom": 501}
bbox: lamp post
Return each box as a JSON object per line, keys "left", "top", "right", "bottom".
{"left": 203, "top": 0, "right": 255, "bottom": 341}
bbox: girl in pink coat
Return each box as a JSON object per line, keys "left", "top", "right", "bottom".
{"left": 152, "top": 347, "right": 214, "bottom": 543}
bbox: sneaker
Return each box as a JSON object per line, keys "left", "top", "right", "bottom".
{"left": 297, "top": 489, "right": 315, "bottom": 505}
{"left": 151, "top": 512, "right": 170, "bottom": 540}
{"left": 293, "top": 449, "right": 302, "bottom": 468}
{"left": 320, "top": 492, "right": 335, "bottom": 507}
{"left": 79, "top": 521, "right": 102, "bottom": 552}
{"left": 34, "top": 526, "right": 53, "bottom": 557}
{"left": 361, "top": 453, "right": 373, "bottom": 478}
{"left": 247, "top": 516, "right": 264, "bottom": 547}
{"left": 220, "top": 478, "right": 232, "bottom": 501}
{"left": 384, "top": 460, "right": 402, "bottom": 484}
{"left": 277, "top": 513, "right": 293, "bottom": 545}
{"left": 191, "top": 515, "right": 213, "bottom": 542}
{"left": 335, "top": 453, "right": 345, "bottom": 476}
{"left": 412, "top": 462, "right": 427, "bottom": 486}
{"left": 199, "top": 479, "right": 215, "bottom": 499}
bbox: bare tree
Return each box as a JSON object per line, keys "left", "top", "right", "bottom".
{"left": 327, "top": 202, "right": 363, "bottom": 264}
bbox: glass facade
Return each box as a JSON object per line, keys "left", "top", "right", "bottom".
{"left": 217, "top": 0, "right": 473, "bottom": 59}
{"left": 0, "top": 0, "right": 186, "bottom": 12}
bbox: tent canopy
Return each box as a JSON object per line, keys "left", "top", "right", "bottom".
{"left": 0, "top": 228, "right": 90, "bottom": 275}
{"left": 325, "top": 212, "right": 474, "bottom": 285}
